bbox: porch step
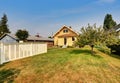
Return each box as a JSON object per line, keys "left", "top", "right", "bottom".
{"left": 62, "top": 45, "right": 67, "bottom": 48}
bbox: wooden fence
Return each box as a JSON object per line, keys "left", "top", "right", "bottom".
{"left": 0, "top": 43, "right": 47, "bottom": 64}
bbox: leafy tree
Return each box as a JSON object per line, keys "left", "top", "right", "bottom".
{"left": 0, "top": 14, "right": 10, "bottom": 36}
{"left": 104, "top": 31, "right": 118, "bottom": 46}
{"left": 103, "top": 14, "right": 117, "bottom": 30}
{"left": 105, "top": 31, "right": 120, "bottom": 54}
{"left": 76, "top": 24, "right": 102, "bottom": 53}
{"left": 76, "top": 24, "right": 118, "bottom": 54}
{"left": 48, "top": 36, "right": 52, "bottom": 38}
{"left": 15, "top": 29, "right": 29, "bottom": 41}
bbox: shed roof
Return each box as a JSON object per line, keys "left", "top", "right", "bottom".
{"left": 0, "top": 33, "right": 18, "bottom": 40}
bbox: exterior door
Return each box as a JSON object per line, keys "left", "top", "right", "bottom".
{"left": 64, "top": 37, "right": 67, "bottom": 45}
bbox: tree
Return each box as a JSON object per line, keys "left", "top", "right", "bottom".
{"left": 105, "top": 31, "right": 120, "bottom": 54}
{"left": 76, "top": 24, "right": 102, "bottom": 53}
{"left": 104, "top": 31, "right": 118, "bottom": 46}
{"left": 103, "top": 14, "right": 117, "bottom": 30}
{"left": 0, "top": 14, "right": 10, "bottom": 36}
{"left": 15, "top": 29, "right": 29, "bottom": 41}
{"left": 76, "top": 24, "right": 118, "bottom": 54}
{"left": 103, "top": 14, "right": 120, "bottom": 55}
{"left": 48, "top": 36, "right": 52, "bottom": 38}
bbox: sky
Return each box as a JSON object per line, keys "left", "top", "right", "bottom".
{"left": 0, "top": 0, "right": 120, "bottom": 37}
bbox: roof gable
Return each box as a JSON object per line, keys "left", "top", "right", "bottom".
{"left": 53, "top": 26, "right": 78, "bottom": 37}
{"left": 0, "top": 33, "right": 18, "bottom": 40}
{"left": 113, "top": 24, "right": 120, "bottom": 31}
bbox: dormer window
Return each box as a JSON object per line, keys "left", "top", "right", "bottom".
{"left": 63, "top": 29, "right": 68, "bottom": 33}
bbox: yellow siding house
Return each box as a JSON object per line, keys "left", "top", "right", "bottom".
{"left": 53, "top": 26, "right": 78, "bottom": 47}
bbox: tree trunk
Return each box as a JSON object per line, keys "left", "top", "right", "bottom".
{"left": 90, "top": 45, "right": 94, "bottom": 54}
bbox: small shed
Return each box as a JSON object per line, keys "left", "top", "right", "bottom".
{"left": 0, "top": 33, "right": 18, "bottom": 43}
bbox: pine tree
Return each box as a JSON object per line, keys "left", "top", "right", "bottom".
{"left": 103, "top": 14, "right": 117, "bottom": 30}
{"left": 0, "top": 14, "right": 10, "bottom": 36}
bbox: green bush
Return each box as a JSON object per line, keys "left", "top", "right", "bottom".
{"left": 95, "top": 45, "right": 111, "bottom": 54}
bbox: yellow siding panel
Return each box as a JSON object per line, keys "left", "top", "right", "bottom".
{"left": 58, "top": 38, "right": 64, "bottom": 46}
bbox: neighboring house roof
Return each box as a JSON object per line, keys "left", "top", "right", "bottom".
{"left": 0, "top": 33, "right": 53, "bottom": 42}
{"left": 27, "top": 36, "right": 53, "bottom": 41}
{"left": 53, "top": 25, "right": 78, "bottom": 37}
{"left": 116, "top": 28, "right": 120, "bottom": 32}
{"left": 113, "top": 24, "right": 120, "bottom": 32}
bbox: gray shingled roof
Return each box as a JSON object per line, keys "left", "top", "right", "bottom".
{"left": 27, "top": 36, "right": 53, "bottom": 41}
{"left": 116, "top": 28, "right": 120, "bottom": 32}
{"left": 0, "top": 33, "right": 53, "bottom": 41}
{"left": 114, "top": 24, "right": 120, "bottom": 32}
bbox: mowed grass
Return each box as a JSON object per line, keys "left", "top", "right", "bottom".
{"left": 0, "top": 46, "right": 120, "bottom": 83}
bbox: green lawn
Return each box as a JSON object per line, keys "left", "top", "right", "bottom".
{"left": 0, "top": 46, "right": 120, "bottom": 83}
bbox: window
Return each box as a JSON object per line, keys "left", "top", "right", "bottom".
{"left": 63, "top": 29, "right": 68, "bottom": 33}
{"left": 72, "top": 37, "right": 75, "bottom": 41}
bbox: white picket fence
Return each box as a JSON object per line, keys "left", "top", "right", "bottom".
{"left": 0, "top": 42, "right": 47, "bottom": 64}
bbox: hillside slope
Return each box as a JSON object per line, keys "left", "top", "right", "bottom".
{"left": 0, "top": 47, "right": 120, "bottom": 83}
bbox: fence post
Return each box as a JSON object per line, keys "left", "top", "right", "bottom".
{"left": 8, "top": 44, "right": 11, "bottom": 61}
{"left": 0, "top": 43, "right": 5, "bottom": 64}
{"left": 14, "top": 44, "right": 17, "bottom": 59}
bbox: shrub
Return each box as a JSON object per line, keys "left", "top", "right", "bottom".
{"left": 107, "top": 44, "right": 120, "bottom": 55}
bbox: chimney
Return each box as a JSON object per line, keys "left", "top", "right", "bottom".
{"left": 69, "top": 26, "right": 72, "bottom": 28}
{"left": 35, "top": 33, "right": 41, "bottom": 38}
